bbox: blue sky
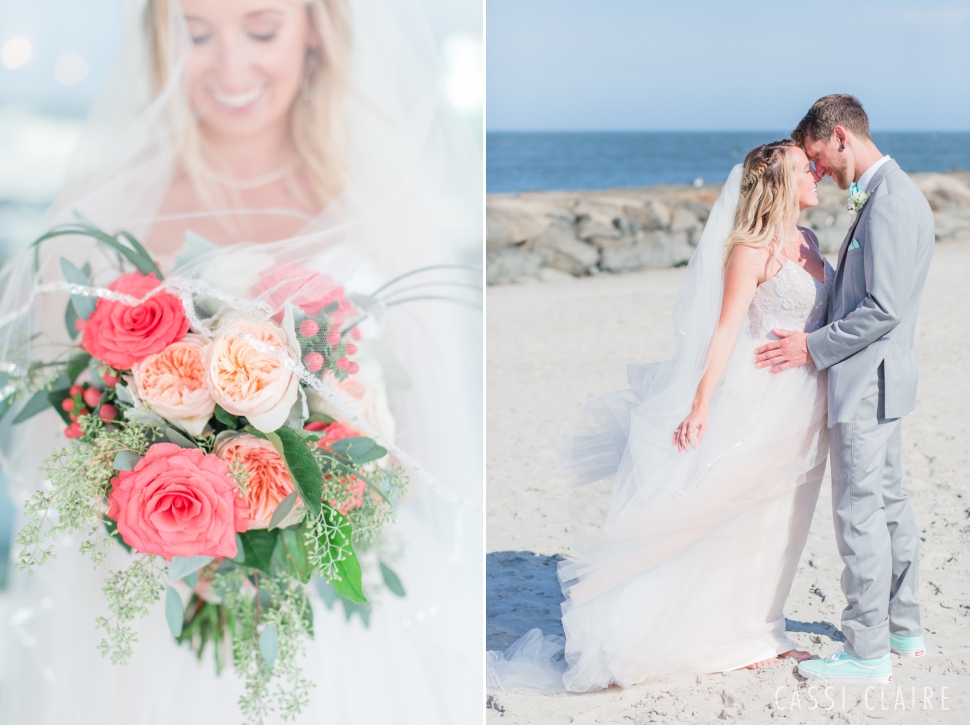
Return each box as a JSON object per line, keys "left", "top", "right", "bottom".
{"left": 487, "top": 0, "right": 970, "bottom": 131}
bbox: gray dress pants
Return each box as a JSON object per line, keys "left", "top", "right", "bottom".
{"left": 830, "top": 364, "right": 922, "bottom": 659}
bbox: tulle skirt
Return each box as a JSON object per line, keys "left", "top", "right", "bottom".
{"left": 488, "top": 326, "right": 829, "bottom": 693}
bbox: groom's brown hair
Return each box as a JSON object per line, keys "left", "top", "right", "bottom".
{"left": 792, "top": 94, "right": 871, "bottom": 145}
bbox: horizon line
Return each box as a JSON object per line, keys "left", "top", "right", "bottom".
{"left": 486, "top": 129, "right": 970, "bottom": 135}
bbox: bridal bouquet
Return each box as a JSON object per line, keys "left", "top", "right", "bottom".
{"left": 3, "top": 225, "right": 409, "bottom": 723}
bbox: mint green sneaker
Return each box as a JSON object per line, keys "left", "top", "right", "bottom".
{"left": 890, "top": 632, "right": 926, "bottom": 658}
{"left": 797, "top": 647, "right": 893, "bottom": 684}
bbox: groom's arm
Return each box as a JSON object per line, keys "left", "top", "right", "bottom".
{"left": 806, "top": 195, "right": 918, "bottom": 371}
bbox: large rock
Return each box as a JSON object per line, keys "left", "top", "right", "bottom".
{"left": 486, "top": 196, "right": 570, "bottom": 246}
{"left": 803, "top": 201, "right": 852, "bottom": 254}
{"left": 613, "top": 215, "right": 641, "bottom": 238}
{"left": 913, "top": 174, "right": 970, "bottom": 211}
{"left": 527, "top": 220, "right": 599, "bottom": 276}
{"left": 486, "top": 212, "right": 513, "bottom": 250}
{"left": 669, "top": 206, "right": 703, "bottom": 246}
{"left": 599, "top": 230, "right": 692, "bottom": 272}
{"left": 620, "top": 200, "right": 670, "bottom": 232}
{"left": 933, "top": 208, "right": 970, "bottom": 240}
{"left": 486, "top": 247, "right": 543, "bottom": 284}
{"left": 575, "top": 216, "right": 620, "bottom": 241}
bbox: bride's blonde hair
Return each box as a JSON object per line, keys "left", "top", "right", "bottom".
{"left": 147, "top": 0, "right": 352, "bottom": 211}
{"left": 723, "top": 140, "right": 799, "bottom": 267}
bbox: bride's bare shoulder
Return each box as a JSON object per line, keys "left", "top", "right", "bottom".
{"left": 726, "top": 244, "right": 772, "bottom": 282}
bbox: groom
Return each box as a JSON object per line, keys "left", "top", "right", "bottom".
{"left": 754, "top": 94, "right": 934, "bottom": 684}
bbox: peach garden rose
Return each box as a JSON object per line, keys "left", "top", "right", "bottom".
{"left": 202, "top": 310, "right": 301, "bottom": 432}
{"left": 214, "top": 432, "right": 304, "bottom": 529}
{"left": 130, "top": 333, "right": 215, "bottom": 436}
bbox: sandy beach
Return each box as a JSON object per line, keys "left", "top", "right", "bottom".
{"left": 486, "top": 239, "right": 970, "bottom": 723}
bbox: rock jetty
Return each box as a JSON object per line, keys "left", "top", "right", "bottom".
{"left": 486, "top": 171, "right": 970, "bottom": 284}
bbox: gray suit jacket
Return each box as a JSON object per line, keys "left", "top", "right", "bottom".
{"left": 807, "top": 159, "right": 935, "bottom": 427}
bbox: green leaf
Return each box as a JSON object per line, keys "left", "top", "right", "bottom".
{"left": 242, "top": 426, "right": 268, "bottom": 441}
{"left": 59, "top": 257, "right": 97, "bottom": 320}
{"left": 231, "top": 533, "right": 246, "bottom": 564}
{"left": 183, "top": 571, "right": 199, "bottom": 590}
{"left": 237, "top": 529, "right": 279, "bottom": 574}
{"left": 306, "top": 413, "right": 335, "bottom": 425}
{"left": 33, "top": 224, "right": 163, "bottom": 279}
{"left": 65, "top": 300, "right": 80, "bottom": 340}
{"left": 169, "top": 555, "right": 214, "bottom": 581}
{"left": 315, "top": 578, "right": 338, "bottom": 608}
{"left": 103, "top": 516, "right": 133, "bottom": 553}
{"left": 165, "top": 585, "right": 184, "bottom": 637}
{"left": 112, "top": 450, "right": 143, "bottom": 471}
{"left": 321, "top": 502, "right": 366, "bottom": 603}
{"left": 213, "top": 405, "right": 239, "bottom": 429}
{"left": 66, "top": 353, "right": 91, "bottom": 383}
{"left": 379, "top": 561, "right": 406, "bottom": 597}
{"left": 163, "top": 427, "right": 197, "bottom": 448}
{"left": 47, "top": 389, "right": 72, "bottom": 425}
{"left": 281, "top": 526, "right": 312, "bottom": 584}
{"left": 275, "top": 427, "right": 323, "bottom": 517}
{"left": 259, "top": 623, "right": 278, "bottom": 667}
{"left": 14, "top": 387, "right": 58, "bottom": 424}
{"left": 267, "top": 491, "right": 298, "bottom": 530}
{"left": 13, "top": 373, "right": 71, "bottom": 424}
{"left": 328, "top": 436, "right": 387, "bottom": 464}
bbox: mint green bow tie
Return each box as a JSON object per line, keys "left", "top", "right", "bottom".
{"left": 849, "top": 182, "right": 860, "bottom": 196}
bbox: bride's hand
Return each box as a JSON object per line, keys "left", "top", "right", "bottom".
{"left": 673, "top": 405, "right": 709, "bottom": 452}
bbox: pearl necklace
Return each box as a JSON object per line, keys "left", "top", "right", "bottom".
{"left": 199, "top": 156, "right": 302, "bottom": 191}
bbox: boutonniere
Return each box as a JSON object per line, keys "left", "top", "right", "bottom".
{"left": 846, "top": 183, "right": 871, "bottom": 215}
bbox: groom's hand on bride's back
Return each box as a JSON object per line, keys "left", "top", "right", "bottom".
{"left": 755, "top": 330, "right": 814, "bottom": 373}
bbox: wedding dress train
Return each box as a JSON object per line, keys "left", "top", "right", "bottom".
{"left": 488, "top": 255, "right": 835, "bottom": 693}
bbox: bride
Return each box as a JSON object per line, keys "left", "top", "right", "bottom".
{"left": 0, "top": 0, "right": 481, "bottom": 723}
{"left": 488, "top": 140, "right": 834, "bottom": 692}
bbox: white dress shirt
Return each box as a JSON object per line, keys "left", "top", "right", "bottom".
{"left": 857, "top": 155, "right": 892, "bottom": 193}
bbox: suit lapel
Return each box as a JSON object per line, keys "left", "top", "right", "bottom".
{"left": 834, "top": 159, "right": 899, "bottom": 271}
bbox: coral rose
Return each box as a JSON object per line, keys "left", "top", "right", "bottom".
{"left": 81, "top": 272, "right": 189, "bottom": 370}
{"left": 202, "top": 310, "right": 300, "bottom": 432}
{"left": 255, "top": 262, "right": 357, "bottom": 324}
{"left": 107, "top": 443, "right": 248, "bottom": 560}
{"left": 130, "top": 333, "right": 215, "bottom": 437}
{"left": 214, "top": 432, "right": 304, "bottom": 529}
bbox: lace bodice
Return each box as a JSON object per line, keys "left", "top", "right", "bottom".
{"left": 747, "top": 259, "right": 834, "bottom": 342}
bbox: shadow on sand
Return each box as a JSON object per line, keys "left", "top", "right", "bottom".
{"left": 487, "top": 550, "right": 845, "bottom": 653}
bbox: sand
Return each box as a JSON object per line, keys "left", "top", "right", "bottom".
{"left": 486, "top": 239, "right": 970, "bottom": 723}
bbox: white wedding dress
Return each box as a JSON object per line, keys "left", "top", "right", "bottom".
{"left": 488, "top": 225, "right": 835, "bottom": 692}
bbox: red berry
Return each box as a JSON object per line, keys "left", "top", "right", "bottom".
{"left": 65, "top": 423, "right": 82, "bottom": 439}
{"left": 347, "top": 361, "right": 359, "bottom": 374}
{"left": 99, "top": 404, "right": 118, "bottom": 422}
{"left": 326, "top": 331, "right": 340, "bottom": 345}
{"left": 69, "top": 385, "right": 83, "bottom": 397}
{"left": 299, "top": 319, "right": 320, "bottom": 337}
{"left": 336, "top": 357, "right": 350, "bottom": 371}
{"left": 304, "top": 352, "right": 324, "bottom": 372}
{"left": 102, "top": 371, "right": 120, "bottom": 387}
{"left": 345, "top": 343, "right": 357, "bottom": 355}
{"left": 83, "top": 387, "right": 102, "bottom": 408}
{"left": 351, "top": 327, "right": 362, "bottom": 340}
{"left": 62, "top": 399, "right": 75, "bottom": 412}
{"left": 76, "top": 409, "right": 89, "bottom": 418}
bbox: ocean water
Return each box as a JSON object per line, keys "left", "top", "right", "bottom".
{"left": 486, "top": 131, "right": 970, "bottom": 194}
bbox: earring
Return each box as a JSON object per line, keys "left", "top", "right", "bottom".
{"left": 300, "top": 50, "right": 318, "bottom": 102}
{"left": 839, "top": 143, "right": 845, "bottom": 151}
